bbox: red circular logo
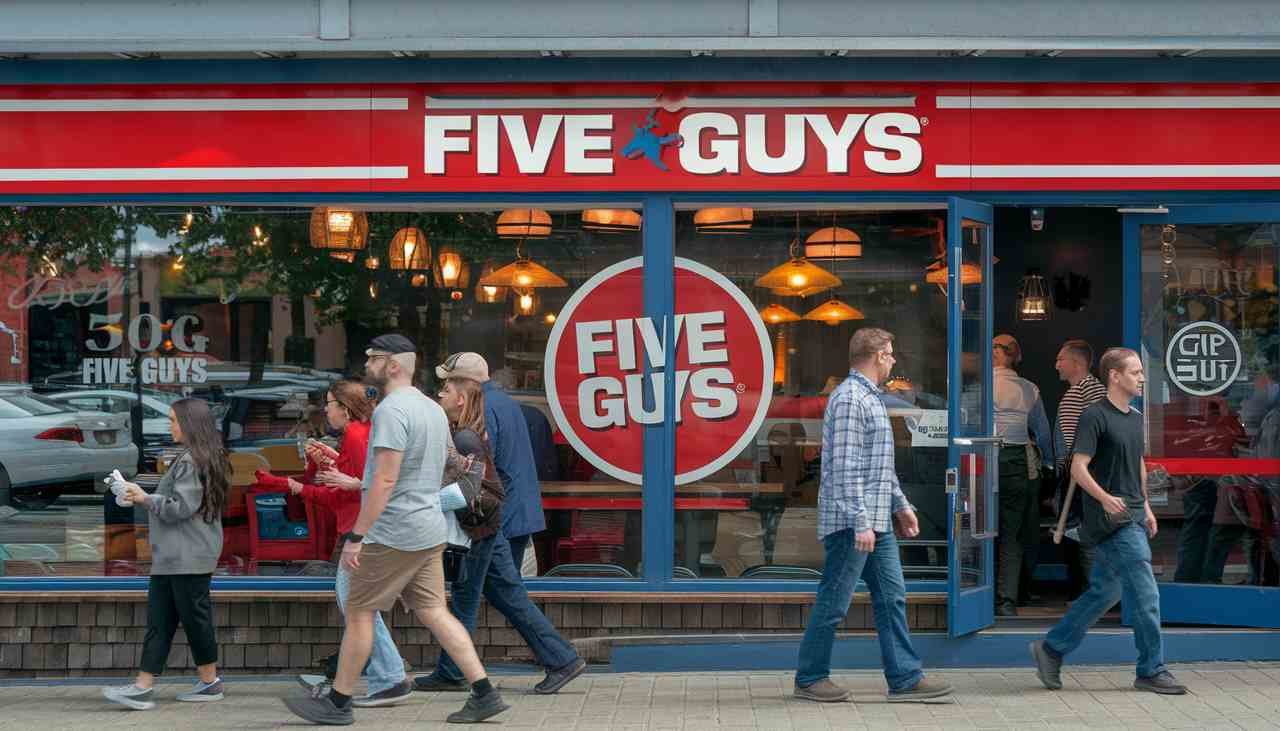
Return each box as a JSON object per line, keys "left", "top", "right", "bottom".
{"left": 545, "top": 257, "right": 773, "bottom": 485}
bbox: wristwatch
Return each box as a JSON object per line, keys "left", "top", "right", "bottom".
{"left": 343, "top": 532, "right": 364, "bottom": 544}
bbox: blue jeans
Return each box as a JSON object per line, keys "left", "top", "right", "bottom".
{"left": 434, "top": 531, "right": 579, "bottom": 681}
{"left": 796, "top": 529, "right": 924, "bottom": 692}
{"left": 335, "top": 565, "right": 406, "bottom": 694}
{"left": 1045, "top": 522, "right": 1167, "bottom": 678}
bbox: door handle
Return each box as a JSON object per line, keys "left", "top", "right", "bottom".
{"left": 952, "top": 436, "right": 1004, "bottom": 446}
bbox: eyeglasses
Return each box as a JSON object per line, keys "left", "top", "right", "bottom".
{"left": 366, "top": 353, "right": 390, "bottom": 363}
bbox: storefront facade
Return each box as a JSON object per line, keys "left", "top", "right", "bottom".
{"left": 1, "top": 56, "right": 1280, "bottom": 673}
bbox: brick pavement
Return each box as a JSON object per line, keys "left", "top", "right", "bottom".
{"left": 0, "top": 662, "right": 1276, "bottom": 729}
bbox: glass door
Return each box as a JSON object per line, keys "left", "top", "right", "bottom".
{"left": 947, "top": 199, "right": 998, "bottom": 637}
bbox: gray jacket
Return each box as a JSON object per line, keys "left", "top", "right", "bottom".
{"left": 145, "top": 451, "right": 223, "bottom": 575}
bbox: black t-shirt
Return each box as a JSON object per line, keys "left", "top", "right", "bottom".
{"left": 1073, "top": 399, "right": 1146, "bottom": 546}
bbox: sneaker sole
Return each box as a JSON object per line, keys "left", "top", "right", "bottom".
{"left": 792, "top": 688, "right": 851, "bottom": 703}
{"left": 105, "top": 695, "right": 155, "bottom": 711}
{"left": 282, "top": 697, "right": 354, "bottom": 726}
{"left": 1029, "top": 641, "right": 1064, "bottom": 691}
{"left": 886, "top": 686, "right": 953, "bottom": 703}
{"left": 412, "top": 678, "right": 468, "bottom": 693}
{"left": 533, "top": 660, "right": 587, "bottom": 695}
{"left": 176, "top": 692, "right": 224, "bottom": 702}
{"left": 446, "top": 699, "right": 511, "bottom": 724}
{"left": 352, "top": 691, "right": 413, "bottom": 708}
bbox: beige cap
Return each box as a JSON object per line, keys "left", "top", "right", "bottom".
{"left": 436, "top": 352, "right": 489, "bottom": 382}
{"left": 993, "top": 334, "right": 1022, "bottom": 365}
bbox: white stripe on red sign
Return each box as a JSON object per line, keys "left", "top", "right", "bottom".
{"left": 0, "top": 98, "right": 409, "bottom": 112}
{"left": 935, "top": 95, "right": 1280, "bottom": 109}
{"left": 0, "top": 166, "right": 409, "bottom": 181}
{"left": 426, "top": 96, "right": 916, "bottom": 109}
{"left": 936, "top": 164, "right": 1280, "bottom": 178}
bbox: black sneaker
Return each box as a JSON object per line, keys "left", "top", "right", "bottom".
{"left": 413, "top": 673, "right": 469, "bottom": 692}
{"left": 1030, "top": 640, "right": 1063, "bottom": 690}
{"left": 445, "top": 691, "right": 511, "bottom": 724}
{"left": 533, "top": 658, "right": 586, "bottom": 695}
{"left": 1134, "top": 670, "right": 1187, "bottom": 695}
{"left": 282, "top": 688, "right": 354, "bottom": 726}
{"left": 352, "top": 679, "right": 413, "bottom": 708}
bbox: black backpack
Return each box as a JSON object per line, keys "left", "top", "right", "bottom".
{"left": 449, "top": 428, "right": 505, "bottom": 540}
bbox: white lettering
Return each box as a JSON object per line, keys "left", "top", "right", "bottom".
{"left": 579, "top": 376, "right": 625, "bottom": 429}
{"left": 476, "top": 115, "right": 499, "bottom": 174}
{"left": 424, "top": 115, "right": 472, "bottom": 174}
{"left": 805, "top": 114, "right": 869, "bottom": 174}
{"left": 563, "top": 115, "right": 614, "bottom": 174}
{"left": 501, "top": 114, "right": 563, "bottom": 174}
{"left": 689, "top": 367, "right": 738, "bottom": 419}
{"left": 576, "top": 320, "right": 614, "bottom": 375}
{"left": 744, "top": 114, "right": 807, "bottom": 174}
{"left": 678, "top": 113, "right": 739, "bottom": 174}
{"left": 863, "top": 113, "right": 923, "bottom": 174}
{"left": 683, "top": 311, "right": 728, "bottom": 365}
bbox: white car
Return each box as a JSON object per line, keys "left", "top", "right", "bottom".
{"left": 0, "top": 387, "right": 138, "bottom": 510}
{"left": 46, "top": 389, "right": 180, "bottom": 438}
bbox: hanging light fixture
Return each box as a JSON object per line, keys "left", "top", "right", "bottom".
{"left": 178, "top": 211, "right": 194, "bottom": 236}
{"left": 582, "top": 208, "right": 642, "bottom": 234}
{"left": 251, "top": 224, "right": 269, "bottom": 248}
{"left": 433, "top": 246, "right": 471, "bottom": 290}
{"left": 759, "top": 303, "right": 801, "bottom": 325}
{"left": 368, "top": 281, "right": 380, "bottom": 299}
{"left": 388, "top": 227, "right": 430, "bottom": 271}
{"left": 755, "top": 214, "right": 842, "bottom": 297}
{"left": 496, "top": 208, "right": 552, "bottom": 238}
{"left": 925, "top": 259, "right": 984, "bottom": 287}
{"left": 410, "top": 273, "right": 427, "bottom": 288}
{"left": 474, "top": 261, "right": 508, "bottom": 304}
{"left": 480, "top": 240, "right": 567, "bottom": 290}
{"left": 694, "top": 207, "right": 753, "bottom": 234}
{"left": 543, "top": 312, "right": 557, "bottom": 325}
{"left": 309, "top": 207, "right": 368, "bottom": 258}
{"left": 803, "top": 298, "right": 865, "bottom": 326}
{"left": 364, "top": 255, "right": 381, "bottom": 271}
{"left": 804, "top": 215, "right": 862, "bottom": 259}
{"left": 513, "top": 289, "right": 540, "bottom": 317}
{"left": 1016, "top": 269, "right": 1051, "bottom": 321}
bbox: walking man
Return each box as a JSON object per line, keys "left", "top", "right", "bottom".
{"left": 415, "top": 352, "right": 585, "bottom": 695}
{"left": 284, "top": 335, "right": 509, "bottom": 725}
{"left": 795, "top": 328, "right": 953, "bottom": 703}
{"left": 1053, "top": 339, "right": 1108, "bottom": 590}
{"left": 992, "top": 334, "right": 1054, "bottom": 616}
{"left": 1031, "top": 348, "right": 1187, "bottom": 695}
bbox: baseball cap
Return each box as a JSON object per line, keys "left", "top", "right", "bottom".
{"left": 436, "top": 352, "right": 489, "bottom": 382}
{"left": 366, "top": 333, "right": 416, "bottom": 355}
{"left": 993, "top": 334, "right": 1022, "bottom": 364}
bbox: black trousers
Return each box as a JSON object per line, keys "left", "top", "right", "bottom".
{"left": 139, "top": 574, "right": 218, "bottom": 675}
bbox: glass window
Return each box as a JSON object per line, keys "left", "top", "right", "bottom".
{"left": 1141, "top": 222, "right": 1280, "bottom": 587}
{"left": 673, "top": 207, "right": 950, "bottom": 580}
{"left": 0, "top": 205, "right": 641, "bottom": 579}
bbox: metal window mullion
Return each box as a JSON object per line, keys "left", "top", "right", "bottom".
{"left": 641, "top": 195, "right": 676, "bottom": 586}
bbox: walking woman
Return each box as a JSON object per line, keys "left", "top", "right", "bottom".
{"left": 261, "top": 380, "right": 414, "bottom": 706}
{"left": 105, "top": 398, "right": 230, "bottom": 710}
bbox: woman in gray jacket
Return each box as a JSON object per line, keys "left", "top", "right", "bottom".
{"left": 104, "top": 398, "right": 230, "bottom": 710}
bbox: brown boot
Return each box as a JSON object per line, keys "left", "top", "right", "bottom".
{"left": 887, "top": 676, "right": 954, "bottom": 702}
{"left": 793, "top": 678, "right": 851, "bottom": 703}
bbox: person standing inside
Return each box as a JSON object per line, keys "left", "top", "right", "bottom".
{"left": 1053, "top": 339, "right": 1108, "bottom": 591}
{"left": 794, "top": 328, "right": 953, "bottom": 703}
{"left": 283, "top": 334, "right": 508, "bottom": 725}
{"left": 992, "top": 334, "right": 1054, "bottom": 616}
{"left": 105, "top": 399, "right": 229, "bottom": 710}
{"left": 1031, "top": 348, "right": 1187, "bottom": 695}
{"left": 416, "top": 354, "right": 585, "bottom": 695}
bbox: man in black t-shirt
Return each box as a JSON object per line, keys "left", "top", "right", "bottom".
{"left": 1029, "top": 348, "right": 1187, "bottom": 696}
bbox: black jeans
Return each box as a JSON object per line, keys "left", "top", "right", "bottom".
{"left": 140, "top": 574, "right": 218, "bottom": 675}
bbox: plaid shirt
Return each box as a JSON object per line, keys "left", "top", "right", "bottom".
{"left": 818, "top": 369, "right": 912, "bottom": 539}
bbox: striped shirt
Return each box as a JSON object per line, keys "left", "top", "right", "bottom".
{"left": 1055, "top": 374, "right": 1108, "bottom": 466}
{"left": 818, "top": 369, "right": 912, "bottom": 539}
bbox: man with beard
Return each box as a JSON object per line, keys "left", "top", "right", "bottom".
{"left": 283, "top": 334, "right": 508, "bottom": 725}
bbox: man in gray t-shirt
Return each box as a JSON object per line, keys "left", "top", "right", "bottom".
{"left": 362, "top": 385, "right": 448, "bottom": 551}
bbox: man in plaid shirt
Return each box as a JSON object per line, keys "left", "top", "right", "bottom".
{"left": 795, "top": 328, "right": 953, "bottom": 704}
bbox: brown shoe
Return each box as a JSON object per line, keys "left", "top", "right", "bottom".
{"left": 887, "top": 676, "right": 954, "bottom": 702}
{"left": 793, "top": 678, "right": 851, "bottom": 703}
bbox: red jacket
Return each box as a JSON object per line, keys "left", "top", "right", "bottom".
{"left": 297, "top": 420, "right": 369, "bottom": 535}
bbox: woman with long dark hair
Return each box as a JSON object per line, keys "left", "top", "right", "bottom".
{"left": 105, "top": 398, "right": 230, "bottom": 710}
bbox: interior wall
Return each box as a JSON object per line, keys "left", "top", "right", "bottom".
{"left": 993, "top": 207, "right": 1125, "bottom": 431}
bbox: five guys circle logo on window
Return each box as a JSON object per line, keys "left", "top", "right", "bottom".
{"left": 1165, "top": 320, "right": 1242, "bottom": 397}
{"left": 544, "top": 257, "right": 773, "bottom": 485}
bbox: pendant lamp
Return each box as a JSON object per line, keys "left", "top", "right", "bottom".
{"left": 694, "top": 207, "right": 753, "bottom": 234}
{"left": 433, "top": 246, "right": 470, "bottom": 290}
{"left": 474, "top": 261, "right": 509, "bottom": 304}
{"left": 496, "top": 208, "right": 552, "bottom": 238}
{"left": 388, "top": 227, "right": 430, "bottom": 271}
{"left": 756, "top": 215, "right": 842, "bottom": 297}
{"left": 310, "top": 207, "right": 368, "bottom": 257}
{"left": 759, "top": 304, "right": 801, "bottom": 325}
{"left": 803, "top": 298, "right": 865, "bottom": 326}
{"left": 804, "top": 214, "right": 862, "bottom": 259}
{"left": 513, "top": 289, "right": 541, "bottom": 317}
{"left": 582, "top": 208, "right": 642, "bottom": 233}
{"left": 480, "top": 240, "right": 567, "bottom": 290}
{"left": 1016, "top": 269, "right": 1051, "bottom": 321}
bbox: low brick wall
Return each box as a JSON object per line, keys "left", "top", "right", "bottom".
{"left": 0, "top": 592, "right": 947, "bottom": 676}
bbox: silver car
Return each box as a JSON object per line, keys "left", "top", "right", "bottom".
{"left": 0, "top": 387, "right": 138, "bottom": 510}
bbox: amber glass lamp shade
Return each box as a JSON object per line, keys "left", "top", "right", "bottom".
{"left": 804, "top": 226, "right": 862, "bottom": 259}
{"left": 582, "top": 209, "right": 642, "bottom": 233}
{"left": 759, "top": 304, "right": 801, "bottom": 325}
{"left": 694, "top": 207, "right": 753, "bottom": 233}
{"left": 388, "top": 227, "right": 430, "bottom": 271}
{"left": 433, "top": 247, "right": 470, "bottom": 289}
{"left": 480, "top": 258, "right": 567, "bottom": 289}
{"left": 496, "top": 208, "right": 552, "bottom": 238}
{"left": 756, "top": 258, "right": 842, "bottom": 298}
{"left": 803, "top": 298, "right": 865, "bottom": 326}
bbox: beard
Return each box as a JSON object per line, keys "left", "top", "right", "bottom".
{"left": 363, "top": 368, "right": 388, "bottom": 391}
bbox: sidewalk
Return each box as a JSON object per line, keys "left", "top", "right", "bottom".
{"left": 1, "top": 662, "right": 1277, "bottom": 729}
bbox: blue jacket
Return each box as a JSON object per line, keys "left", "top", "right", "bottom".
{"left": 482, "top": 381, "right": 545, "bottom": 538}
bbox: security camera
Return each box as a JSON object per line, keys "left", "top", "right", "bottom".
{"left": 1030, "top": 208, "right": 1045, "bottom": 232}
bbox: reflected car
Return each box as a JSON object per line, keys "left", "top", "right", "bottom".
{"left": 45, "top": 388, "right": 181, "bottom": 438}
{"left": 0, "top": 386, "right": 138, "bottom": 510}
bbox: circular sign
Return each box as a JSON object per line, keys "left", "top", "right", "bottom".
{"left": 544, "top": 257, "right": 773, "bottom": 485}
{"left": 1165, "top": 321, "right": 1242, "bottom": 397}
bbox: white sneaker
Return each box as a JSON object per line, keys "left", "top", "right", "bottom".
{"left": 103, "top": 683, "right": 155, "bottom": 710}
{"left": 175, "top": 677, "right": 224, "bottom": 702}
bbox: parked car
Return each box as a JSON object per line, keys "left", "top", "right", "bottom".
{"left": 44, "top": 388, "right": 182, "bottom": 438}
{"left": 0, "top": 386, "right": 138, "bottom": 510}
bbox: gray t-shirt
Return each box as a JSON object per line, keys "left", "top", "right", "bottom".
{"left": 362, "top": 385, "right": 449, "bottom": 551}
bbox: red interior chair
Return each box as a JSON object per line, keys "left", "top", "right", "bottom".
{"left": 245, "top": 485, "right": 319, "bottom": 573}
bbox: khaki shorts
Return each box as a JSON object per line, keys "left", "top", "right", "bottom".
{"left": 345, "top": 542, "right": 446, "bottom": 612}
